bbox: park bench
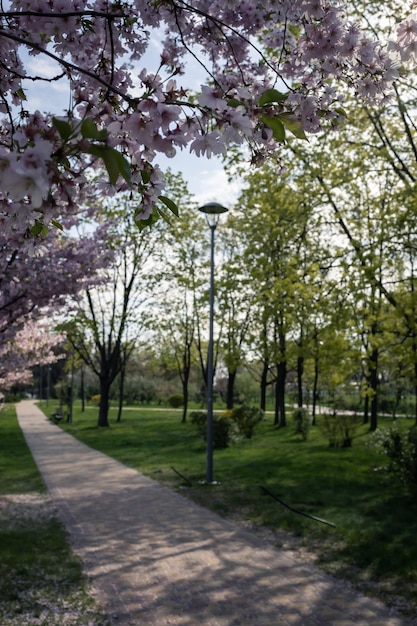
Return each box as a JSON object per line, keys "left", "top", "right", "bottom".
{"left": 51, "top": 411, "right": 63, "bottom": 423}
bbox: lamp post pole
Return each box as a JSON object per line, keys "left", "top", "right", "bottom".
{"left": 198, "top": 202, "right": 228, "bottom": 484}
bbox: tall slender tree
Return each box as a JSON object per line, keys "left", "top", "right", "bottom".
{"left": 66, "top": 194, "right": 163, "bottom": 427}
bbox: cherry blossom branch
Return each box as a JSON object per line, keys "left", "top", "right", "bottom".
{"left": 0, "top": 29, "right": 135, "bottom": 106}
{"left": 173, "top": 0, "right": 293, "bottom": 91}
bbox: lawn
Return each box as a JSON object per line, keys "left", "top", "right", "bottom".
{"left": 0, "top": 404, "right": 109, "bottom": 626}
{"left": 36, "top": 400, "right": 417, "bottom": 619}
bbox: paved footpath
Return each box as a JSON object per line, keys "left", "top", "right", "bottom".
{"left": 16, "top": 400, "right": 414, "bottom": 626}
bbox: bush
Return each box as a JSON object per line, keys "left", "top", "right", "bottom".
{"left": 292, "top": 407, "right": 310, "bottom": 441}
{"left": 4, "top": 392, "right": 20, "bottom": 403}
{"left": 230, "top": 405, "right": 264, "bottom": 438}
{"left": 190, "top": 411, "right": 236, "bottom": 449}
{"left": 372, "top": 425, "right": 417, "bottom": 490}
{"left": 168, "top": 394, "right": 184, "bottom": 408}
{"left": 320, "top": 413, "right": 359, "bottom": 447}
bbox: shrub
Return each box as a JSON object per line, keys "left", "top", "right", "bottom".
{"left": 190, "top": 411, "right": 236, "bottom": 448}
{"left": 4, "top": 392, "right": 20, "bottom": 403}
{"left": 190, "top": 411, "right": 206, "bottom": 438}
{"left": 372, "top": 425, "right": 417, "bottom": 490}
{"left": 320, "top": 413, "right": 359, "bottom": 447}
{"left": 292, "top": 407, "right": 310, "bottom": 441}
{"left": 230, "top": 405, "right": 264, "bottom": 438}
{"left": 168, "top": 393, "right": 184, "bottom": 408}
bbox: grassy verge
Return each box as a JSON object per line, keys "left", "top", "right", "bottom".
{"left": 39, "top": 401, "right": 417, "bottom": 619}
{"left": 0, "top": 404, "right": 109, "bottom": 625}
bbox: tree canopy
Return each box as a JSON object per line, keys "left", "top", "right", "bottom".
{"left": 0, "top": 0, "right": 409, "bottom": 236}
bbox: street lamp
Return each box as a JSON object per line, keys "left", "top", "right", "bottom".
{"left": 198, "top": 201, "right": 229, "bottom": 484}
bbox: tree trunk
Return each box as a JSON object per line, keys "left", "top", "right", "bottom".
{"left": 274, "top": 373, "right": 279, "bottom": 426}
{"left": 363, "top": 389, "right": 369, "bottom": 425}
{"left": 226, "top": 369, "right": 237, "bottom": 410}
{"left": 277, "top": 361, "right": 287, "bottom": 428}
{"left": 260, "top": 360, "right": 269, "bottom": 412}
{"left": 275, "top": 360, "right": 287, "bottom": 427}
{"left": 81, "top": 366, "right": 85, "bottom": 412}
{"left": 181, "top": 365, "right": 190, "bottom": 424}
{"left": 412, "top": 338, "right": 417, "bottom": 426}
{"left": 98, "top": 378, "right": 111, "bottom": 427}
{"left": 297, "top": 354, "right": 304, "bottom": 408}
{"left": 116, "top": 366, "right": 125, "bottom": 423}
{"left": 312, "top": 355, "right": 319, "bottom": 426}
{"left": 369, "top": 347, "right": 379, "bottom": 432}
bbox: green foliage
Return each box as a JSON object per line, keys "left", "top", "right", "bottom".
{"left": 319, "top": 413, "right": 360, "bottom": 447}
{"left": 292, "top": 407, "right": 310, "bottom": 441}
{"left": 372, "top": 424, "right": 417, "bottom": 492}
{"left": 167, "top": 393, "right": 184, "bottom": 408}
{"left": 3, "top": 392, "right": 21, "bottom": 403}
{"left": 230, "top": 404, "right": 264, "bottom": 438}
{"left": 190, "top": 411, "right": 236, "bottom": 448}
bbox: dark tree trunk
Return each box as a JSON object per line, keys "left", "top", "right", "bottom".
{"left": 413, "top": 342, "right": 417, "bottom": 426}
{"left": 312, "top": 355, "right": 319, "bottom": 426}
{"left": 274, "top": 374, "right": 279, "bottom": 426}
{"left": 80, "top": 366, "right": 85, "bottom": 412}
{"left": 116, "top": 365, "right": 125, "bottom": 423}
{"left": 297, "top": 354, "right": 304, "bottom": 408}
{"left": 369, "top": 347, "right": 379, "bottom": 432}
{"left": 260, "top": 361, "right": 269, "bottom": 412}
{"left": 363, "top": 390, "right": 369, "bottom": 425}
{"left": 98, "top": 378, "right": 111, "bottom": 427}
{"left": 181, "top": 365, "right": 190, "bottom": 424}
{"left": 226, "top": 369, "right": 237, "bottom": 410}
{"left": 275, "top": 360, "right": 287, "bottom": 427}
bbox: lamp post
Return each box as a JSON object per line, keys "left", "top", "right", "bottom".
{"left": 198, "top": 202, "right": 229, "bottom": 484}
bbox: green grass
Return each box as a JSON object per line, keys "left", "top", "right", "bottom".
{"left": 0, "top": 404, "right": 109, "bottom": 625}
{"left": 39, "top": 401, "right": 417, "bottom": 618}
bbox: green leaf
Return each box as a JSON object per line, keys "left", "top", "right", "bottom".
{"left": 30, "top": 222, "right": 44, "bottom": 237}
{"left": 53, "top": 117, "right": 73, "bottom": 141}
{"left": 51, "top": 219, "right": 64, "bottom": 231}
{"left": 135, "top": 208, "right": 160, "bottom": 231}
{"left": 113, "top": 150, "right": 131, "bottom": 184}
{"left": 29, "top": 222, "right": 48, "bottom": 237}
{"left": 259, "top": 89, "right": 288, "bottom": 106}
{"left": 227, "top": 97, "right": 245, "bottom": 108}
{"left": 81, "top": 118, "right": 108, "bottom": 141}
{"left": 16, "top": 87, "right": 27, "bottom": 101}
{"left": 261, "top": 114, "right": 286, "bottom": 142}
{"left": 277, "top": 114, "right": 308, "bottom": 140}
{"left": 158, "top": 195, "right": 179, "bottom": 216}
{"left": 333, "top": 107, "right": 348, "bottom": 118}
{"left": 141, "top": 170, "right": 152, "bottom": 184}
{"left": 88, "top": 145, "right": 131, "bottom": 185}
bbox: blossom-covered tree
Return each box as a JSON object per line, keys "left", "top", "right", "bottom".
{"left": 0, "top": 220, "right": 111, "bottom": 343}
{"left": 0, "top": 0, "right": 407, "bottom": 235}
{"left": 0, "top": 318, "right": 65, "bottom": 390}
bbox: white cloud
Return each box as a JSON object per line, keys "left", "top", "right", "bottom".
{"left": 25, "top": 55, "right": 63, "bottom": 80}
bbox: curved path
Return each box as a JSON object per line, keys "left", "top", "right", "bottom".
{"left": 16, "top": 400, "right": 412, "bottom": 626}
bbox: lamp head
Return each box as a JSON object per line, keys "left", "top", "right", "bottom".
{"left": 198, "top": 202, "right": 229, "bottom": 216}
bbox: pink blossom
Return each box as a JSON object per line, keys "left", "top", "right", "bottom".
{"left": 0, "top": 0, "right": 406, "bottom": 232}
